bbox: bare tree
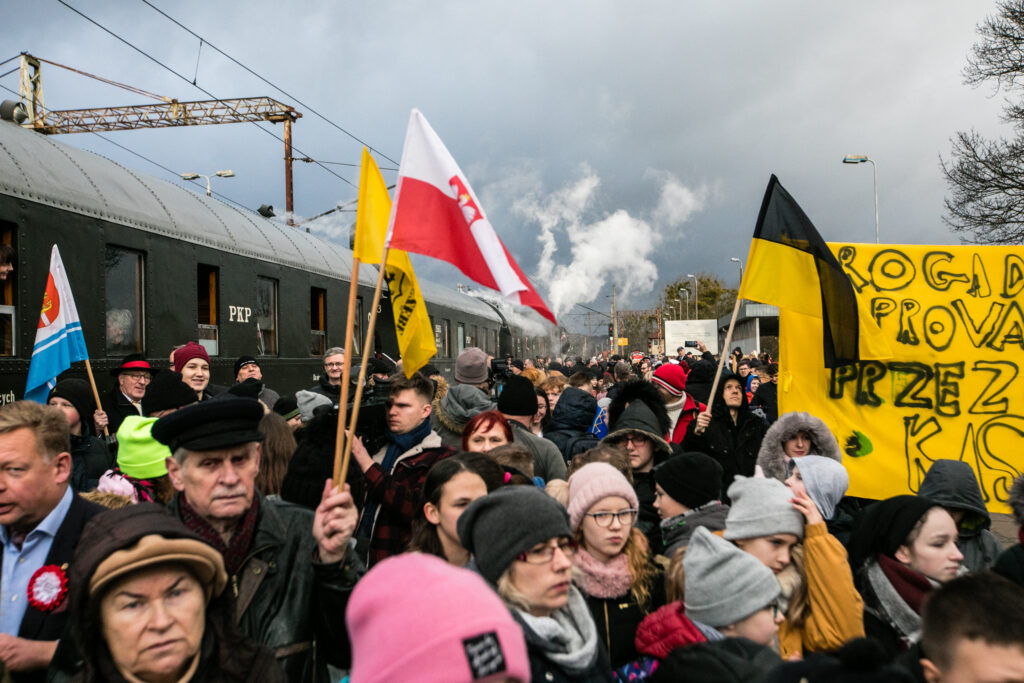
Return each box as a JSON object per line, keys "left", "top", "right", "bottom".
{"left": 943, "top": 1, "right": 1024, "bottom": 244}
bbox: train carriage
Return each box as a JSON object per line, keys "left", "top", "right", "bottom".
{"left": 0, "top": 114, "right": 543, "bottom": 402}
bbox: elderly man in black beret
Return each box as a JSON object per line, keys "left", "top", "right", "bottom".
{"left": 152, "top": 398, "right": 361, "bottom": 681}
{"left": 232, "top": 355, "right": 280, "bottom": 410}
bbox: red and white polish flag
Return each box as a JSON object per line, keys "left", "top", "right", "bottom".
{"left": 386, "top": 109, "right": 556, "bottom": 324}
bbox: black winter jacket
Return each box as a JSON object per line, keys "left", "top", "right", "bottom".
{"left": 681, "top": 374, "right": 767, "bottom": 502}
{"left": 581, "top": 570, "right": 665, "bottom": 670}
{"left": 169, "top": 492, "right": 364, "bottom": 682}
{"left": 544, "top": 387, "right": 598, "bottom": 461}
{"left": 69, "top": 433, "right": 112, "bottom": 493}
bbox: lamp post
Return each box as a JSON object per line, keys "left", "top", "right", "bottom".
{"left": 673, "top": 299, "right": 683, "bottom": 319}
{"left": 730, "top": 257, "right": 743, "bottom": 286}
{"left": 687, "top": 274, "right": 699, "bottom": 319}
{"left": 679, "top": 288, "right": 689, "bottom": 319}
{"left": 842, "top": 155, "right": 878, "bottom": 244}
{"left": 181, "top": 170, "right": 235, "bottom": 197}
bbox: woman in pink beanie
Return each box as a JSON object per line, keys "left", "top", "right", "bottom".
{"left": 346, "top": 553, "right": 530, "bottom": 683}
{"left": 568, "top": 462, "right": 664, "bottom": 670}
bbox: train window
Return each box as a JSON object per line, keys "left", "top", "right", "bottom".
{"left": 489, "top": 328, "right": 498, "bottom": 356}
{"left": 197, "top": 264, "right": 219, "bottom": 357}
{"left": 255, "top": 276, "right": 278, "bottom": 356}
{"left": 0, "top": 222, "right": 14, "bottom": 356}
{"left": 469, "top": 324, "right": 477, "bottom": 348}
{"left": 105, "top": 246, "right": 145, "bottom": 356}
{"left": 441, "top": 319, "right": 451, "bottom": 358}
{"left": 457, "top": 323, "right": 465, "bottom": 354}
{"left": 310, "top": 287, "right": 326, "bottom": 356}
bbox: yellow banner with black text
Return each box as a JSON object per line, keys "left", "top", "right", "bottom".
{"left": 780, "top": 243, "right": 1024, "bottom": 513}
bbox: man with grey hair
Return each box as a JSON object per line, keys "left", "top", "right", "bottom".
{"left": 307, "top": 346, "right": 345, "bottom": 401}
{"left": 0, "top": 401, "right": 104, "bottom": 681}
{"left": 154, "top": 398, "right": 361, "bottom": 681}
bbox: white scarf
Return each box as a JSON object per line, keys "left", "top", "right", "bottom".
{"left": 516, "top": 585, "right": 599, "bottom": 674}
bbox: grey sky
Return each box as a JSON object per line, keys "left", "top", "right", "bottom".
{"left": 1, "top": 1, "right": 1009, "bottom": 329}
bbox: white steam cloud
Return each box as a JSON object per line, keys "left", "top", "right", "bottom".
{"left": 513, "top": 168, "right": 707, "bottom": 319}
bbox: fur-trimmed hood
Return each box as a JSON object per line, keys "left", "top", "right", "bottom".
{"left": 432, "top": 384, "right": 494, "bottom": 433}
{"left": 756, "top": 411, "right": 841, "bottom": 482}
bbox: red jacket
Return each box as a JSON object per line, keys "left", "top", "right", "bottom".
{"left": 634, "top": 601, "right": 707, "bottom": 660}
{"left": 669, "top": 394, "right": 705, "bottom": 444}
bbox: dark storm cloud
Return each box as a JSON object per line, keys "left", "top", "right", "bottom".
{"left": 1, "top": 1, "right": 1010, "bottom": 324}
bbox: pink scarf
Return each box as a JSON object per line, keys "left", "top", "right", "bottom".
{"left": 574, "top": 546, "right": 632, "bottom": 599}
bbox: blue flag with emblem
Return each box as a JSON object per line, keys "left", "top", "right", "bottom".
{"left": 25, "top": 246, "right": 88, "bottom": 403}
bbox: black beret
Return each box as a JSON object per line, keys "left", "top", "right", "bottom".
{"left": 151, "top": 398, "right": 265, "bottom": 452}
{"left": 142, "top": 371, "right": 198, "bottom": 416}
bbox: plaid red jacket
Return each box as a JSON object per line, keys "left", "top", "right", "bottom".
{"left": 359, "top": 431, "right": 454, "bottom": 567}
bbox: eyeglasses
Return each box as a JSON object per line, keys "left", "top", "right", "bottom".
{"left": 516, "top": 538, "right": 577, "bottom": 564}
{"left": 122, "top": 372, "right": 151, "bottom": 381}
{"left": 624, "top": 435, "right": 649, "bottom": 445}
{"left": 584, "top": 509, "right": 638, "bottom": 527}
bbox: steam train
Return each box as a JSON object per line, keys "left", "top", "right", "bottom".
{"left": 0, "top": 113, "right": 553, "bottom": 402}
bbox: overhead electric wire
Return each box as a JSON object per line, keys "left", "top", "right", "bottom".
{"left": 56, "top": 0, "right": 357, "bottom": 189}
{"left": 138, "top": 0, "right": 400, "bottom": 166}
{"left": 0, "top": 80, "right": 253, "bottom": 211}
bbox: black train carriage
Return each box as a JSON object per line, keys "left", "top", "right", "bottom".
{"left": 0, "top": 116, "right": 540, "bottom": 403}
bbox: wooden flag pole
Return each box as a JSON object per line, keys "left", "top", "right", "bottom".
{"left": 82, "top": 358, "right": 109, "bottom": 437}
{"left": 338, "top": 247, "right": 391, "bottom": 486}
{"left": 331, "top": 259, "right": 361, "bottom": 491}
{"left": 695, "top": 295, "right": 743, "bottom": 435}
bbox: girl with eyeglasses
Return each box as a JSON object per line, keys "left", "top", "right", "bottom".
{"left": 457, "top": 486, "right": 613, "bottom": 682}
{"left": 723, "top": 476, "right": 864, "bottom": 660}
{"left": 567, "top": 463, "right": 663, "bottom": 670}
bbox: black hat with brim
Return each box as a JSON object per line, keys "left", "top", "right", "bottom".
{"left": 151, "top": 398, "right": 265, "bottom": 452}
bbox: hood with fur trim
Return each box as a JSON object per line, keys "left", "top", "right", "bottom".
{"left": 755, "top": 411, "right": 841, "bottom": 482}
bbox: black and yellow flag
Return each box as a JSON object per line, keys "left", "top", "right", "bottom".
{"left": 738, "top": 175, "right": 890, "bottom": 367}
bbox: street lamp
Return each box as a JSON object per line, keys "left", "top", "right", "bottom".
{"left": 673, "top": 299, "right": 683, "bottom": 319}
{"left": 679, "top": 288, "right": 689, "bottom": 319}
{"left": 730, "top": 257, "right": 744, "bottom": 284}
{"left": 687, "top": 274, "right": 699, "bottom": 319}
{"left": 842, "top": 155, "right": 878, "bottom": 244}
{"left": 181, "top": 169, "right": 235, "bottom": 197}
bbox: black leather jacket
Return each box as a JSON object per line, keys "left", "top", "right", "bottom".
{"left": 169, "top": 492, "right": 364, "bottom": 682}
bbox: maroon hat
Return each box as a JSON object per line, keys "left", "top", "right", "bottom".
{"left": 652, "top": 363, "right": 688, "bottom": 397}
{"left": 172, "top": 342, "right": 211, "bottom": 373}
{"left": 110, "top": 353, "right": 159, "bottom": 378}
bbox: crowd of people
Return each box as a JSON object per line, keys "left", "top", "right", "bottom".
{"left": 0, "top": 341, "right": 1021, "bottom": 682}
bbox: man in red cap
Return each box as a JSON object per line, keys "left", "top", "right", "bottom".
{"left": 651, "top": 362, "right": 705, "bottom": 444}
{"left": 103, "top": 354, "right": 157, "bottom": 434}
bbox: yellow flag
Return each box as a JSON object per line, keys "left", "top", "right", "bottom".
{"left": 355, "top": 148, "right": 437, "bottom": 377}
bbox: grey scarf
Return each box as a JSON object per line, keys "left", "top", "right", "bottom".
{"left": 517, "top": 585, "right": 599, "bottom": 674}
{"left": 864, "top": 559, "right": 924, "bottom": 647}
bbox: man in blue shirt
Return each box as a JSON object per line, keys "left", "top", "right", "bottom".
{"left": 0, "top": 401, "right": 103, "bottom": 682}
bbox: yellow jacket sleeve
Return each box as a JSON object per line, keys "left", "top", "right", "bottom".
{"left": 778, "top": 522, "right": 865, "bottom": 658}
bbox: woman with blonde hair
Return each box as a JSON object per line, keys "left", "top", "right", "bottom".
{"left": 567, "top": 462, "right": 663, "bottom": 669}
{"left": 458, "top": 487, "right": 612, "bottom": 681}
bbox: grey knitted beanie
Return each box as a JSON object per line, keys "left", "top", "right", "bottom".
{"left": 723, "top": 476, "right": 805, "bottom": 540}
{"left": 457, "top": 486, "right": 572, "bottom": 585}
{"left": 684, "top": 526, "right": 781, "bottom": 628}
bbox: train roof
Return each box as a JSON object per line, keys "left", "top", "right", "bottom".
{"left": 416, "top": 279, "right": 502, "bottom": 322}
{"left": 0, "top": 119, "right": 378, "bottom": 286}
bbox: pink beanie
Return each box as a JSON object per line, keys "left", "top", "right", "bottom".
{"left": 652, "top": 363, "right": 688, "bottom": 397}
{"left": 347, "top": 553, "right": 530, "bottom": 683}
{"left": 172, "top": 342, "right": 210, "bottom": 373}
{"left": 567, "top": 462, "right": 639, "bottom": 530}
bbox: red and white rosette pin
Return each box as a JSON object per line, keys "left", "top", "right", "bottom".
{"left": 27, "top": 565, "right": 68, "bottom": 612}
